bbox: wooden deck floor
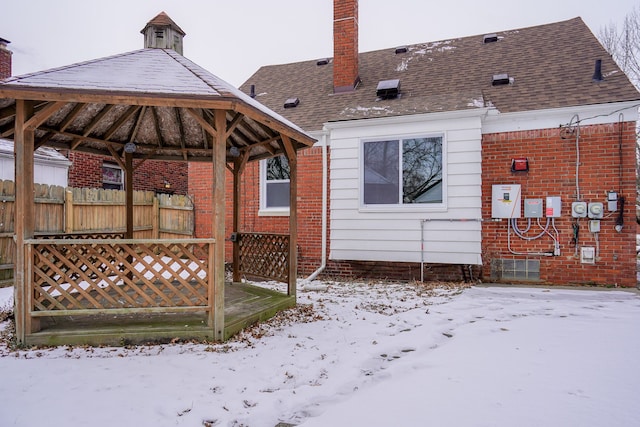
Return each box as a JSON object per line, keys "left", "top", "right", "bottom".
{"left": 25, "top": 282, "right": 295, "bottom": 346}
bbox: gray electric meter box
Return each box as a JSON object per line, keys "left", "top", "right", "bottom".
{"left": 491, "top": 184, "right": 521, "bottom": 218}
{"left": 524, "top": 199, "right": 543, "bottom": 218}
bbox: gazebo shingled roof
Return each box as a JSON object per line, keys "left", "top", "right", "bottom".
{"left": 0, "top": 48, "right": 316, "bottom": 162}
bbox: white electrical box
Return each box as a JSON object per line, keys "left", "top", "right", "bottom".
{"left": 492, "top": 184, "right": 521, "bottom": 218}
{"left": 546, "top": 196, "right": 561, "bottom": 218}
{"left": 580, "top": 246, "right": 595, "bottom": 264}
{"left": 524, "top": 199, "right": 543, "bottom": 218}
{"left": 589, "top": 220, "right": 601, "bottom": 233}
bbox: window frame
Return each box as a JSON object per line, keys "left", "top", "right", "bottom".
{"left": 102, "top": 162, "right": 124, "bottom": 190}
{"left": 259, "top": 155, "right": 290, "bottom": 216}
{"left": 359, "top": 133, "right": 446, "bottom": 211}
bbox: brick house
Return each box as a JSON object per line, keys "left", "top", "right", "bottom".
{"left": 189, "top": 0, "right": 640, "bottom": 286}
{"left": 64, "top": 12, "right": 188, "bottom": 194}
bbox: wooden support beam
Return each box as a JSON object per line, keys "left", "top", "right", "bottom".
{"left": 13, "top": 99, "right": 37, "bottom": 342}
{"left": 231, "top": 150, "right": 250, "bottom": 284}
{"left": 23, "top": 101, "right": 66, "bottom": 130}
{"left": 212, "top": 109, "right": 227, "bottom": 341}
{"left": 125, "top": 151, "right": 134, "bottom": 239}
{"left": 281, "top": 134, "right": 298, "bottom": 298}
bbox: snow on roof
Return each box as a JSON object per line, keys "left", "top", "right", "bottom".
{"left": 0, "top": 138, "right": 70, "bottom": 165}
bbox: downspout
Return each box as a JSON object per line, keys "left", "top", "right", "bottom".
{"left": 305, "top": 131, "right": 328, "bottom": 281}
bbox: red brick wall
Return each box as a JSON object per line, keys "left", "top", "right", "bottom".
{"left": 189, "top": 146, "right": 328, "bottom": 274}
{"left": 0, "top": 45, "right": 12, "bottom": 80}
{"left": 66, "top": 151, "right": 188, "bottom": 194}
{"left": 481, "top": 122, "right": 637, "bottom": 287}
{"left": 333, "top": 0, "right": 359, "bottom": 91}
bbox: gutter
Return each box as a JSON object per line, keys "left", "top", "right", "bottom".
{"left": 305, "top": 131, "right": 328, "bottom": 282}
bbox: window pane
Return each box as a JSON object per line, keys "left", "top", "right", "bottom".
{"left": 266, "top": 182, "right": 290, "bottom": 207}
{"left": 363, "top": 140, "right": 399, "bottom": 204}
{"left": 267, "top": 156, "right": 290, "bottom": 180}
{"left": 402, "top": 137, "right": 442, "bottom": 203}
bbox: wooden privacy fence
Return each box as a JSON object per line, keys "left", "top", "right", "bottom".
{"left": 0, "top": 180, "right": 194, "bottom": 285}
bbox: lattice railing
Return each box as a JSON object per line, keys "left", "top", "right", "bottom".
{"left": 238, "top": 232, "right": 289, "bottom": 283}
{"left": 26, "top": 238, "right": 214, "bottom": 316}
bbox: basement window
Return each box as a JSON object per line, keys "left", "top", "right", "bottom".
{"left": 260, "top": 155, "right": 290, "bottom": 216}
{"left": 491, "top": 259, "right": 540, "bottom": 281}
{"left": 102, "top": 163, "right": 123, "bottom": 190}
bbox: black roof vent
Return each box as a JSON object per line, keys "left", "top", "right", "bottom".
{"left": 491, "top": 73, "right": 511, "bottom": 86}
{"left": 284, "top": 97, "right": 300, "bottom": 108}
{"left": 592, "top": 59, "right": 603, "bottom": 82}
{"left": 250, "top": 84, "right": 256, "bottom": 98}
{"left": 376, "top": 79, "right": 401, "bottom": 99}
{"left": 316, "top": 58, "right": 330, "bottom": 66}
{"left": 483, "top": 33, "right": 499, "bottom": 43}
{"left": 395, "top": 46, "right": 408, "bottom": 54}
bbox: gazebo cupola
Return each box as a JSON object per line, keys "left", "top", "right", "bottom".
{"left": 141, "top": 11, "right": 186, "bottom": 55}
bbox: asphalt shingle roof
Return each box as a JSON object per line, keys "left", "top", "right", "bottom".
{"left": 239, "top": 17, "right": 640, "bottom": 131}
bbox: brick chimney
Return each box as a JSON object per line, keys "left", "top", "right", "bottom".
{"left": 333, "top": 0, "right": 360, "bottom": 93}
{"left": 0, "top": 38, "right": 12, "bottom": 80}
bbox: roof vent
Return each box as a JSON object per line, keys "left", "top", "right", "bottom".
{"left": 316, "top": 58, "right": 330, "bottom": 66}
{"left": 491, "top": 74, "right": 511, "bottom": 86}
{"left": 592, "top": 59, "right": 603, "bottom": 82}
{"left": 395, "top": 46, "right": 408, "bottom": 54}
{"left": 483, "top": 33, "right": 499, "bottom": 43}
{"left": 284, "top": 97, "right": 300, "bottom": 108}
{"left": 250, "top": 84, "right": 256, "bottom": 98}
{"left": 376, "top": 79, "right": 401, "bottom": 99}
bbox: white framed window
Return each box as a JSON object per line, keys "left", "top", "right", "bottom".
{"left": 260, "top": 155, "right": 290, "bottom": 215}
{"left": 361, "top": 135, "right": 444, "bottom": 207}
{"left": 102, "top": 163, "right": 124, "bottom": 190}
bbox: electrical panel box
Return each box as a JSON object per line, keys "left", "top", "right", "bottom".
{"left": 524, "top": 199, "right": 543, "bottom": 218}
{"left": 546, "top": 197, "right": 561, "bottom": 218}
{"left": 491, "top": 184, "right": 521, "bottom": 218}
{"left": 589, "top": 220, "right": 601, "bottom": 233}
{"left": 588, "top": 202, "right": 604, "bottom": 219}
{"left": 571, "top": 201, "right": 587, "bottom": 218}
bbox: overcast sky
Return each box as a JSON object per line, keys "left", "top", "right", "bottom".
{"left": 2, "top": 0, "right": 638, "bottom": 87}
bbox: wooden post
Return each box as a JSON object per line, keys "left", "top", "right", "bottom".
{"left": 231, "top": 152, "right": 248, "bottom": 284}
{"left": 211, "top": 109, "right": 226, "bottom": 340}
{"left": 152, "top": 196, "right": 159, "bottom": 239}
{"left": 125, "top": 152, "right": 134, "bottom": 239}
{"left": 13, "top": 100, "right": 38, "bottom": 342}
{"left": 64, "top": 188, "right": 73, "bottom": 233}
{"left": 232, "top": 165, "right": 241, "bottom": 283}
{"left": 281, "top": 135, "right": 298, "bottom": 298}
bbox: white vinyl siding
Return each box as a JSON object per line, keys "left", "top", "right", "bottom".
{"left": 328, "top": 114, "right": 483, "bottom": 265}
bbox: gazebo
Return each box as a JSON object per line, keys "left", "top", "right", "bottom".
{"left": 0, "top": 48, "right": 315, "bottom": 345}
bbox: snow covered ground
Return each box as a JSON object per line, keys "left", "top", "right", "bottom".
{"left": 1, "top": 281, "right": 639, "bottom": 427}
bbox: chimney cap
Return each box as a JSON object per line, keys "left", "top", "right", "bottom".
{"left": 0, "top": 37, "right": 11, "bottom": 45}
